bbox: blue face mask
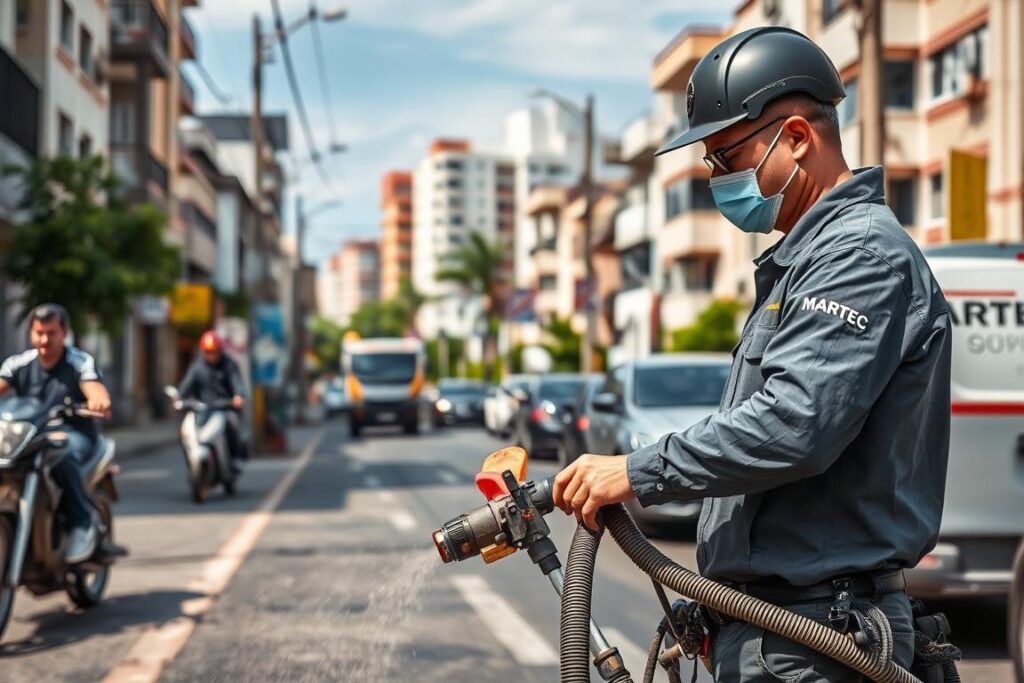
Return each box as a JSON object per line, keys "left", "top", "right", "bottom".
{"left": 708, "top": 125, "right": 799, "bottom": 234}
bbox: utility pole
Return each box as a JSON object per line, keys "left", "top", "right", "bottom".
{"left": 251, "top": 14, "right": 267, "bottom": 302}
{"left": 291, "top": 195, "right": 307, "bottom": 422}
{"left": 853, "top": 0, "right": 885, "bottom": 166}
{"left": 580, "top": 94, "right": 595, "bottom": 373}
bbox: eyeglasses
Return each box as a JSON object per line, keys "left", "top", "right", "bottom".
{"left": 702, "top": 116, "right": 785, "bottom": 173}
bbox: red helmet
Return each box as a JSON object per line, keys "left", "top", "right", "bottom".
{"left": 199, "top": 331, "right": 222, "bottom": 353}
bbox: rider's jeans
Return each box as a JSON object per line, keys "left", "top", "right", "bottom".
{"left": 49, "top": 430, "right": 95, "bottom": 530}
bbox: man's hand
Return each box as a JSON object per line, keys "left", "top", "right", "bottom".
{"left": 552, "top": 454, "right": 635, "bottom": 531}
{"left": 232, "top": 395, "right": 245, "bottom": 410}
{"left": 85, "top": 395, "right": 112, "bottom": 419}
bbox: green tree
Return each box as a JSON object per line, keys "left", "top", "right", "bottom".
{"left": 435, "top": 231, "right": 506, "bottom": 382}
{"left": 310, "top": 315, "right": 345, "bottom": 376}
{"left": 542, "top": 316, "right": 581, "bottom": 372}
{"left": 668, "top": 300, "right": 743, "bottom": 352}
{"left": 347, "top": 299, "right": 410, "bottom": 338}
{"left": 3, "top": 155, "right": 179, "bottom": 336}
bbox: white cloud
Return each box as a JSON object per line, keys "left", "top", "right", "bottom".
{"left": 195, "top": 0, "right": 731, "bottom": 81}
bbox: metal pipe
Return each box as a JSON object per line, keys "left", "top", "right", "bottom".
{"left": 6, "top": 471, "right": 38, "bottom": 588}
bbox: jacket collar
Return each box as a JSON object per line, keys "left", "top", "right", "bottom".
{"left": 763, "top": 166, "right": 886, "bottom": 267}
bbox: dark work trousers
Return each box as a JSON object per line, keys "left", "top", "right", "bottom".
{"left": 49, "top": 430, "right": 95, "bottom": 530}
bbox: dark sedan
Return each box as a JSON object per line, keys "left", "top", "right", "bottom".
{"left": 513, "top": 374, "right": 591, "bottom": 460}
{"left": 557, "top": 375, "right": 603, "bottom": 466}
{"left": 432, "top": 379, "right": 487, "bottom": 427}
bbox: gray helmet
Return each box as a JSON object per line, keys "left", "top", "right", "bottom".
{"left": 657, "top": 26, "right": 845, "bottom": 155}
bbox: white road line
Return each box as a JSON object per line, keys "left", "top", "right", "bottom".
{"left": 102, "top": 432, "right": 324, "bottom": 683}
{"left": 449, "top": 575, "right": 558, "bottom": 666}
{"left": 364, "top": 474, "right": 382, "bottom": 488}
{"left": 117, "top": 469, "right": 170, "bottom": 481}
{"left": 388, "top": 509, "right": 417, "bottom": 532}
{"left": 377, "top": 490, "right": 396, "bottom": 503}
{"left": 602, "top": 627, "right": 651, "bottom": 674}
{"left": 436, "top": 470, "right": 460, "bottom": 485}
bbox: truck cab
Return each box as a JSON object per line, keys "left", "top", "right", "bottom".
{"left": 341, "top": 336, "right": 426, "bottom": 437}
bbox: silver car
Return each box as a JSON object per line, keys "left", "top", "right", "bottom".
{"left": 586, "top": 354, "right": 731, "bottom": 536}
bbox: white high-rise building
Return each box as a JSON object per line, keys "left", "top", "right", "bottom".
{"left": 412, "top": 139, "right": 516, "bottom": 342}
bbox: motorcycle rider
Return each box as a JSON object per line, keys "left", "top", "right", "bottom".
{"left": 176, "top": 331, "right": 247, "bottom": 471}
{"left": 0, "top": 303, "right": 111, "bottom": 563}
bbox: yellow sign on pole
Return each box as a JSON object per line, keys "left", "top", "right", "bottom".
{"left": 949, "top": 150, "right": 987, "bottom": 242}
{"left": 170, "top": 283, "right": 213, "bottom": 326}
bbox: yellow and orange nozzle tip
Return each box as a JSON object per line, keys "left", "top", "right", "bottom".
{"left": 475, "top": 446, "right": 528, "bottom": 501}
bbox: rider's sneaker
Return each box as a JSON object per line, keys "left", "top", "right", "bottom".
{"left": 230, "top": 459, "right": 245, "bottom": 475}
{"left": 64, "top": 524, "right": 98, "bottom": 564}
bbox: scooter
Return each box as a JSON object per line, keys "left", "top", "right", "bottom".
{"left": 0, "top": 397, "right": 121, "bottom": 641}
{"left": 432, "top": 447, "right": 960, "bottom": 683}
{"left": 164, "top": 387, "right": 239, "bottom": 503}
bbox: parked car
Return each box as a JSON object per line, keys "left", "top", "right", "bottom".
{"left": 586, "top": 354, "right": 731, "bottom": 535}
{"left": 557, "top": 375, "right": 603, "bottom": 466}
{"left": 514, "top": 374, "right": 591, "bottom": 460}
{"left": 321, "top": 377, "right": 346, "bottom": 417}
{"left": 484, "top": 374, "right": 534, "bottom": 438}
{"left": 432, "top": 379, "right": 487, "bottom": 427}
{"left": 904, "top": 243, "right": 1024, "bottom": 599}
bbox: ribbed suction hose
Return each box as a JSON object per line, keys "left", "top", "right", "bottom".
{"left": 598, "top": 504, "right": 922, "bottom": 683}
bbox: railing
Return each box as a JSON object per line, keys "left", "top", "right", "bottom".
{"left": 179, "top": 13, "right": 196, "bottom": 56}
{"left": 148, "top": 151, "right": 168, "bottom": 192}
{"left": 0, "top": 46, "right": 40, "bottom": 156}
{"left": 179, "top": 66, "right": 195, "bottom": 111}
{"left": 111, "top": 1, "right": 169, "bottom": 59}
{"left": 110, "top": 145, "right": 168, "bottom": 194}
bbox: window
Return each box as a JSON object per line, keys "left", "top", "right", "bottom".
{"left": 111, "top": 100, "right": 135, "bottom": 144}
{"left": 666, "top": 256, "right": 717, "bottom": 293}
{"left": 446, "top": 178, "right": 462, "bottom": 190}
{"left": 929, "top": 172, "right": 944, "bottom": 219}
{"left": 930, "top": 25, "right": 988, "bottom": 101}
{"left": 620, "top": 241, "right": 651, "bottom": 289}
{"left": 888, "top": 177, "right": 915, "bottom": 226}
{"left": 837, "top": 78, "right": 858, "bottom": 127}
{"left": 822, "top": 0, "right": 845, "bottom": 25}
{"left": 16, "top": 0, "right": 29, "bottom": 27}
{"left": 664, "top": 177, "right": 715, "bottom": 220}
{"left": 450, "top": 215, "right": 464, "bottom": 226}
{"left": 445, "top": 159, "right": 464, "bottom": 172}
{"left": 79, "top": 25, "right": 94, "bottom": 79}
{"left": 59, "top": 1, "right": 73, "bottom": 52}
{"left": 539, "top": 275, "right": 557, "bottom": 291}
{"left": 547, "top": 163, "right": 566, "bottom": 176}
{"left": 79, "top": 134, "right": 92, "bottom": 159}
{"left": 58, "top": 112, "right": 74, "bottom": 157}
{"left": 884, "top": 61, "right": 914, "bottom": 109}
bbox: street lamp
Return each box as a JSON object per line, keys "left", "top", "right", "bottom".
{"left": 529, "top": 87, "right": 597, "bottom": 372}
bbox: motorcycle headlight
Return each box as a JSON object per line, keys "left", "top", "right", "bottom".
{"left": 0, "top": 420, "right": 37, "bottom": 464}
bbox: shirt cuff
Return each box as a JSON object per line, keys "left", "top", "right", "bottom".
{"left": 627, "top": 443, "right": 669, "bottom": 507}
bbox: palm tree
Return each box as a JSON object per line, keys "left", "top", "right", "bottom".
{"left": 435, "top": 231, "right": 507, "bottom": 382}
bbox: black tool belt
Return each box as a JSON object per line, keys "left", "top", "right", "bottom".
{"left": 706, "top": 569, "right": 906, "bottom": 626}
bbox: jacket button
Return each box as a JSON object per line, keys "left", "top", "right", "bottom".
{"left": 656, "top": 482, "right": 664, "bottom": 492}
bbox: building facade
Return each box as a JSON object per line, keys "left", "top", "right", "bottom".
{"left": 379, "top": 170, "right": 412, "bottom": 301}
{"left": 318, "top": 240, "right": 379, "bottom": 327}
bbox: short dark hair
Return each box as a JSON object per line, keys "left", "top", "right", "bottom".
{"left": 763, "top": 93, "right": 841, "bottom": 147}
{"left": 30, "top": 303, "right": 70, "bottom": 330}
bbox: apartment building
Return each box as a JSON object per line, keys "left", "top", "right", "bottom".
{"left": 624, "top": 0, "right": 1022, "bottom": 354}
{"left": 0, "top": 0, "right": 41, "bottom": 358}
{"left": 379, "top": 171, "right": 413, "bottom": 301}
{"left": 319, "top": 240, "right": 379, "bottom": 327}
{"left": 412, "top": 139, "right": 516, "bottom": 340}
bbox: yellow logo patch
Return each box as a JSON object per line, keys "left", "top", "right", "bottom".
{"left": 765, "top": 302, "right": 781, "bottom": 311}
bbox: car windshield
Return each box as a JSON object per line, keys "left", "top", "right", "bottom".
{"left": 633, "top": 364, "right": 730, "bottom": 408}
{"left": 538, "top": 379, "right": 585, "bottom": 403}
{"left": 351, "top": 353, "right": 417, "bottom": 384}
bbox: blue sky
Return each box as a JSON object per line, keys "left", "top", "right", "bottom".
{"left": 184, "top": 0, "right": 734, "bottom": 264}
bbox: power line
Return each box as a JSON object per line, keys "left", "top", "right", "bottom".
{"left": 191, "top": 9, "right": 243, "bottom": 106}
{"left": 190, "top": 60, "right": 233, "bottom": 106}
{"left": 308, "top": 0, "right": 340, "bottom": 148}
{"left": 268, "top": 0, "right": 333, "bottom": 189}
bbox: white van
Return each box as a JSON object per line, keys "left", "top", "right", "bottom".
{"left": 906, "top": 243, "right": 1024, "bottom": 598}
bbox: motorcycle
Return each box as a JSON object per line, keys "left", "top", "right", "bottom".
{"left": 164, "top": 386, "right": 239, "bottom": 503}
{"left": 0, "top": 397, "right": 120, "bottom": 641}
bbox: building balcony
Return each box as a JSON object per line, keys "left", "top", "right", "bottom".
{"left": 111, "top": 0, "right": 171, "bottom": 78}
{"left": 614, "top": 203, "right": 648, "bottom": 251}
{"left": 180, "top": 13, "right": 197, "bottom": 60}
{"left": 620, "top": 114, "right": 659, "bottom": 166}
{"left": 652, "top": 26, "right": 723, "bottom": 92}
{"left": 659, "top": 211, "right": 723, "bottom": 259}
{"left": 179, "top": 66, "right": 195, "bottom": 114}
{"left": 111, "top": 144, "right": 169, "bottom": 203}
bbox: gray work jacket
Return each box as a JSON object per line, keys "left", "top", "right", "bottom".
{"left": 628, "top": 167, "right": 952, "bottom": 586}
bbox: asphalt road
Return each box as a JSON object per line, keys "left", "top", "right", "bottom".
{"left": 0, "top": 419, "right": 1014, "bottom": 682}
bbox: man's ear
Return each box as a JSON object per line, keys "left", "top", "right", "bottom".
{"left": 785, "top": 116, "right": 814, "bottom": 162}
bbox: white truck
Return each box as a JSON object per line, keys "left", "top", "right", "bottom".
{"left": 340, "top": 336, "right": 426, "bottom": 437}
{"left": 906, "top": 243, "right": 1024, "bottom": 599}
